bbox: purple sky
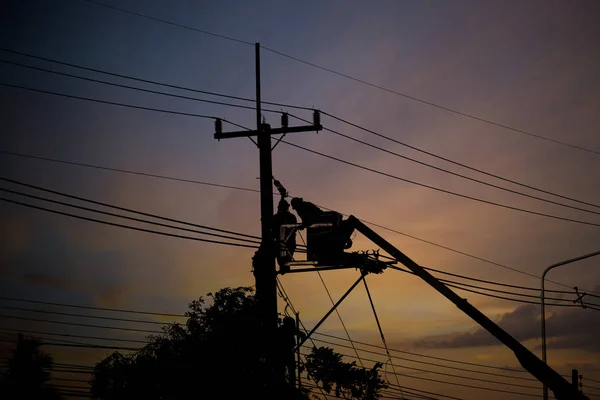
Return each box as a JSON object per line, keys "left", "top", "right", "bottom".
{"left": 1, "top": 1, "right": 600, "bottom": 398}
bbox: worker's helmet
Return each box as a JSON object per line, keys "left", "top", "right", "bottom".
{"left": 278, "top": 199, "right": 290, "bottom": 211}
{"left": 290, "top": 197, "right": 303, "bottom": 209}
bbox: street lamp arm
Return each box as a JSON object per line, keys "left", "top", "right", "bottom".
{"left": 541, "top": 249, "right": 600, "bottom": 400}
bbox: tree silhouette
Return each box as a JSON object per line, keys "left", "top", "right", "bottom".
{"left": 90, "top": 286, "right": 386, "bottom": 399}
{"left": 305, "top": 346, "right": 386, "bottom": 400}
{"left": 0, "top": 333, "right": 62, "bottom": 400}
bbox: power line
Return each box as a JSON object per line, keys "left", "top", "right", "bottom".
{"left": 0, "top": 277, "right": 544, "bottom": 384}
{"left": 321, "top": 112, "right": 600, "bottom": 210}
{"left": 293, "top": 232, "right": 365, "bottom": 368}
{"left": 0, "top": 304, "right": 171, "bottom": 326}
{"left": 309, "top": 331, "right": 529, "bottom": 374}
{"left": 0, "top": 47, "right": 310, "bottom": 112}
{"left": 302, "top": 373, "right": 464, "bottom": 400}
{"left": 0, "top": 313, "right": 163, "bottom": 334}
{"left": 77, "top": 0, "right": 600, "bottom": 155}
{"left": 1, "top": 176, "right": 260, "bottom": 240}
{"left": 0, "top": 186, "right": 262, "bottom": 246}
{"left": 0, "top": 150, "right": 260, "bottom": 193}
{"left": 0, "top": 82, "right": 219, "bottom": 120}
{"left": 1, "top": 197, "right": 259, "bottom": 249}
{"left": 281, "top": 139, "right": 600, "bottom": 228}
{"left": 0, "top": 58, "right": 260, "bottom": 112}
{"left": 0, "top": 327, "right": 148, "bottom": 344}
{"left": 315, "top": 270, "right": 365, "bottom": 368}
{"left": 263, "top": 46, "right": 600, "bottom": 156}
{"left": 0, "top": 295, "right": 186, "bottom": 318}
{"left": 362, "top": 277, "right": 405, "bottom": 396}
{"left": 0, "top": 330, "right": 90, "bottom": 347}
{"left": 81, "top": 0, "right": 253, "bottom": 46}
{"left": 6, "top": 46, "right": 596, "bottom": 216}
{"left": 300, "top": 349, "right": 540, "bottom": 397}
{"left": 307, "top": 334, "right": 538, "bottom": 382}
{"left": 0, "top": 339, "right": 140, "bottom": 351}
{"left": 390, "top": 265, "right": 596, "bottom": 308}
{"left": 302, "top": 345, "right": 541, "bottom": 392}
{"left": 279, "top": 273, "right": 544, "bottom": 395}
{"left": 289, "top": 110, "right": 600, "bottom": 217}
{"left": 320, "top": 122, "right": 600, "bottom": 216}
{"left": 6, "top": 178, "right": 598, "bottom": 303}
{"left": 420, "top": 264, "right": 572, "bottom": 294}
{"left": 1, "top": 149, "right": 590, "bottom": 294}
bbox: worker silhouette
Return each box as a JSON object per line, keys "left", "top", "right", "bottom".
{"left": 273, "top": 199, "right": 297, "bottom": 273}
{"left": 277, "top": 316, "right": 301, "bottom": 386}
{"left": 290, "top": 197, "right": 353, "bottom": 262}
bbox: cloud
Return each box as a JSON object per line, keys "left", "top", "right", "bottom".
{"left": 414, "top": 302, "right": 600, "bottom": 353}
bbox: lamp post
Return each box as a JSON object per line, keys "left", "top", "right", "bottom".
{"left": 541, "top": 250, "right": 600, "bottom": 400}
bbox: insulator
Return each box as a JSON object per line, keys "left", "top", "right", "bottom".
{"left": 281, "top": 113, "right": 289, "bottom": 128}
{"left": 313, "top": 110, "right": 321, "bottom": 128}
{"left": 215, "top": 118, "right": 222, "bottom": 134}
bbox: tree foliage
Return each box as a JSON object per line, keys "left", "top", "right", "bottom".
{"left": 305, "top": 347, "right": 387, "bottom": 400}
{"left": 0, "top": 333, "right": 63, "bottom": 400}
{"left": 90, "top": 286, "right": 386, "bottom": 400}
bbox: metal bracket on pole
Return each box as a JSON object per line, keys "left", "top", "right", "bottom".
{"left": 294, "top": 273, "right": 365, "bottom": 352}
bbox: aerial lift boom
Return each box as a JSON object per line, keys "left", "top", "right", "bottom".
{"left": 348, "top": 215, "right": 587, "bottom": 400}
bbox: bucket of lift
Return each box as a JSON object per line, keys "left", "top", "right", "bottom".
{"left": 306, "top": 211, "right": 343, "bottom": 262}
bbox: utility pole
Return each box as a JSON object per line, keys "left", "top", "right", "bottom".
{"left": 214, "top": 42, "right": 322, "bottom": 394}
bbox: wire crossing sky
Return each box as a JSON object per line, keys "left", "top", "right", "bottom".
{"left": 1, "top": 1, "right": 599, "bottom": 399}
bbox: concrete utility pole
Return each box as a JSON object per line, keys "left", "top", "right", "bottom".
{"left": 214, "top": 42, "right": 322, "bottom": 393}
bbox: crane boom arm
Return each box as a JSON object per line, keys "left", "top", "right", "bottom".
{"left": 350, "top": 216, "right": 587, "bottom": 400}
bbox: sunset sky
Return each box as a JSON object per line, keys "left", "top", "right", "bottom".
{"left": 1, "top": 1, "right": 600, "bottom": 399}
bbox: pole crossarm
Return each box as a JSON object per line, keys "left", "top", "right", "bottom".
{"left": 215, "top": 124, "right": 322, "bottom": 140}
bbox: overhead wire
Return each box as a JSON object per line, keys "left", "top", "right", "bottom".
{"left": 7, "top": 176, "right": 584, "bottom": 376}
{"left": 0, "top": 82, "right": 219, "bottom": 121}
{"left": 294, "top": 232, "right": 365, "bottom": 368}
{"left": 260, "top": 52, "right": 600, "bottom": 156}
{"left": 309, "top": 331, "right": 528, "bottom": 374}
{"left": 0, "top": 59, "right": 261, "bottom": 111}
{"left": 0, "top": 197, "right": 259, "bottom": 249}
{"left": 0, "top": 184, "right": 261, "bottom": 245}
{"left": 0, "top": 327, "right": 150, "bottom": 344}
{"left": 0, "top": 304, "right": 171, "bottom": 326}
{"left": 1, "top": 149, "right": 594, "bottom": 294}
{"left": 362, "top": 277, "right": 405, "bottom": 396}
{"left": 0, "top": 295, "right": 187, "bottom": 318}
{"left": 0, "top": 47, "right": 310, "bottom": 111}
{"left": 286, "top": 112, "right": 600, "bottom": 217}
{"left": 0, "top": 313, "right": 163, "bottom": 334}
{"left": 320, "top": 112, "right": 600, "bottom": 210}
{"left": 81, "top": 0, "right": 253, "bottom": 46}
{"left": 305, "top": 334, "right": 538, "bottom": 382}
{"left": 76, "top": 0, "right": 600, "bottom": 155}
{"left": 300, "top": 340, "right": 540, "bottom": 390}
{"left": 299, "top": 349, "right": 540, "bottom": 397}
{"left": 280, "top": 139, "right": 600, "bottom": 228}
{"left": 5, "top": 51, "right": 598, "bottom": 217}
{"left": 389, "top": 265, "right": 598, "bottom": 308}
{"left": 275, "top": 278, "right": 332, "bottom": 400}
{"left": 0, "top": 307, "right": 544, "bottom": 384}
{"left": 0, "top": 72, "right": 589, "bottom": 290}
{"left": 0, "top": 339, "right": 140, "bottom": 351}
